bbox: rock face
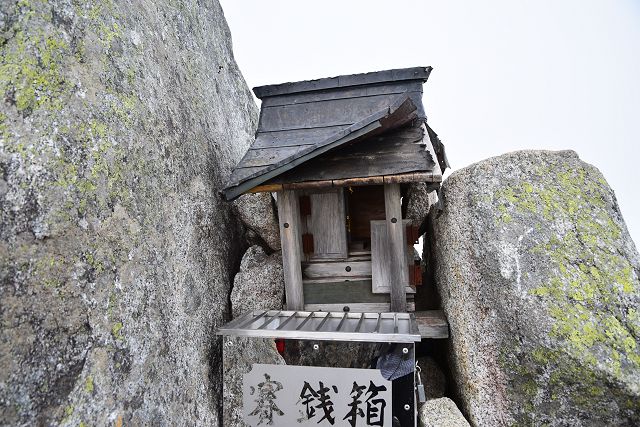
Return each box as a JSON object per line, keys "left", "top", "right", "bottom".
{"left": 0, "top": 1, "right": 257, "bottom": 425}
{"left": 233, "top": 193, "right": 281, "bottom": 251}
{"left": 406, "top": 182, "right": 438, "bottom": 230}
{"left": 222, "top": 337, "right": 284, "bottom": 427}
{"left": 231, "top": 245, "right": 285, "bottom": 318}
{"left": 225, "top": 245, "right": 285, "bottom": 427}
{"left": 430, "top": 150, "right": 640, "bottom": 426}
{"left": 419, "top": 398, "right": 470, "bottom": 427}
{"left": 416, "top": 356, "right": 446, "bottom": 400}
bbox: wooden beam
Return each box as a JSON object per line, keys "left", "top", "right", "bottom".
{"left": 384, "top": 183, "right": 407, "bottom": 312}
{"left": 249, "top": 171, "right": 437, "bottom": 194}
{"left": 332, "top": 176, "right": 384, "bottom": 187}
{"left": 414, "top": 310, "right": 449, "bottom": 339}
{"left": 276, "top": 190, "right": 304, "bottom": 310}
{"left": 384, "top": 172, "right": 430, "bottom": 184}
{"left": 248, "top": 183, "right": 282, "bottom": 193}
{"left": 302, "top": 260, "right": 372, "bottom": 279}
{"left": 304, "top": 302, "right": 416, "bottom": 313}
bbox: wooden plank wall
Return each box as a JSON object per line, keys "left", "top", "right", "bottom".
{"left": 309, "top": 189, "right": 348, "bottom": 259}
{"left": 303, "top": 280, "right": 389, "bottom": 304}
{"left": 384, "top": 184, "right": 407, "bottom": 312}
{"left": 370, "top": 219, "right": 412, "bottom": 294}
{"left": 303, "top": 261, "right": 371, "bottom": 278}
{"left": 276, "top": 190, "right": 304, "bottom": 310}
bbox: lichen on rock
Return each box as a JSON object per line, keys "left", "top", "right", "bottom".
{"left": 430, "top": 150, "right": 639, "bottom": 426}
{"left": 1, "top": 0, "right": 258, "bottom": 425}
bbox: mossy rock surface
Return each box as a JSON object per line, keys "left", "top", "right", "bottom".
{"left": 430, "top": 150, "right": 639, "bottom": 426}
{"left": 0, "top": 0, "right": 257, "bottom": 425}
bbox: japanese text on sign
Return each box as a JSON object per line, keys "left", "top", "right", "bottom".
{"left": 243, "top": 364, "right": 393, "bottom": 426}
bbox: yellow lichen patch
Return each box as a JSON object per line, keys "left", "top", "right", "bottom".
{"left": 0, "top": 112, "right": 9, "bottom": 140}
{"left": 84, "top": 375, "right": 94, "bottom": 393}
{"left": 111, "top": 321, "right": 123, "bottom": 340}
{"left": 493, "top": 160, "right": 639, "bottom": 416}
{"left": 0, "top": 19, "right": 70, "bottom": 115}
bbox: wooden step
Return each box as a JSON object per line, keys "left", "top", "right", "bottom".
{"left": 304, "top": 302, "right": 416, "bottom": 313}
{"left": 303, "top": 277, "right": 416, "bottom": 294}
{"left": 348, "top": 250, "right": 371, "bottom": 256}
{"left": 306, "top": 255, "right": 371, "bottom": 263}
{"left": 302, "top": 276, "right": 372, "bottom": 284}
{"left": 303, "top": 279, "right": 388, "bottom": 304}
{"left": 302, "top": 260, "right": 371, "bottom": 279}
{"left": 414, "top": 310, "right": 449, "bottom": 339}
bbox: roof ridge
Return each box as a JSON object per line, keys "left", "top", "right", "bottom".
{"left": 253, "top": 66, "right": 432, "bottom": 98}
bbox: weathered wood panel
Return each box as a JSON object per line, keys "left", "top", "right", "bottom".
{"left": 237, "top": 145, "right": 306, "bottom": 168}
{"left": 226, "top": 165, "right": 265, "bottom": 185}
{"left": 414, "top": 310, "right": 449, "bottom": 338}
{"left": 384, "top": 184, "right": 407, "bottom": 312}
{"left": 302, "top": 260, "right": 372, "bottom": 279}
{"left": 277, "top": 190, "right": 304, "bottom": 310}
{"left": 222, "top": 66, "right": 440, "bottom": 201}
{"left": 222, "top": 97, "right": 419, "bottom": 201}
{"left": 308, "top": 189, "right": 348, "bottom": 259}
{"left": 253, "top": 66, "right": 431, "bottom": 98}
{"left": 261, "top": 81, "right": 423, "bottom": 108}
{"left": 302, "top": 276, "right": 371, "bottom": 284}
{"left": 249, "top": 172, "right": 437, "bottom": 195}
{"left": 258, "top": 92, "right": 422, "bottom": 132}
{"left": 303, "top": 276, "right": 413, "bottom": 290}
{"left": 304, "top": 302, "right": 416, "bottom": 313}
{"left": 269, "top": 125, "right": 433, "bottom": 184}
{"left": 252, "top": 126, "right": 349, "bottom": 149}
{"left": 304, "top": 254, "right": 371, "bottom": 263}
{"left": 303, "top": 280, "right": 389, "bottom": 304}
{"left": 349, "top": 250, "right": 371, "bottom": 256}
{"left": 371, "top": 220, "right": 412, "bottom": 294}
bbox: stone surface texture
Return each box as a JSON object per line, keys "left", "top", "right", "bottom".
{"left": 406, "top": 182, "right": 438, "bottom": 229}
{"left": 419, "top": 398, "right": 470, "bottom": 427}
{"left": 233, "top": 192, "right": 281, "bottom": 251}
{"left": 222, "top": 336, "right": 284, "bottom": 427}
{"left": 430, "top": 150, "right": 640, "bottom": 426}
{"left": 231, "top": 245, "right": 285, "bottom": 318}
{"left": 416, "top": 356, "right": 446, "bottom": 400}
{"left": 0, "top": 1, "right": 257, "bottom": 425}
{"left": 225, "top": 244, "right": 285, "bottom": 427}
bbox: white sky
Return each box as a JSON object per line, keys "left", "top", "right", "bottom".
{"left": 220, "top": 0, "right": 640, "bottom": 246}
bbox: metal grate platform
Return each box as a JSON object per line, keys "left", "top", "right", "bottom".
{"left": 217, "top": 310, "right": 421, "bottom": 343}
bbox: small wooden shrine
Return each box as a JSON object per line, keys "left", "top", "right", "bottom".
{"left": 222, "top": 67, "right": 447, "bottom": 316}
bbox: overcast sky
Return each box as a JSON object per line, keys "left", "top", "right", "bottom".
{"left": 220, "top": 0, "right": 639, "bottom": 246}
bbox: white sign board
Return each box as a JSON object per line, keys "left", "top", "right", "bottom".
{"left": 243, "top": 364, "right": 393, "bottom": 426}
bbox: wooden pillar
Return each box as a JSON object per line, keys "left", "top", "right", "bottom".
{"left": 276, "top": 189, "right": 304, "bottom": 310}
{"left": 384, "top": 183, "right": 407, "bottom": 312}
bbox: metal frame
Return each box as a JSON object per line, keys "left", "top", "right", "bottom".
{"left": 217, "top": 310, "right": 421, "bottom": 343}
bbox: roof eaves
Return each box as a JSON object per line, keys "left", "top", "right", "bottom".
{"left": 221, "top": 96, "right": 418, "bottom": 201}
{"left": 253, "top": 66, "right": 432, "bottom": 99}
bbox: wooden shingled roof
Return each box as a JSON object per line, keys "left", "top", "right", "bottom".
{"left": 221, "top": 67, "right": 446, "bottom": 200}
